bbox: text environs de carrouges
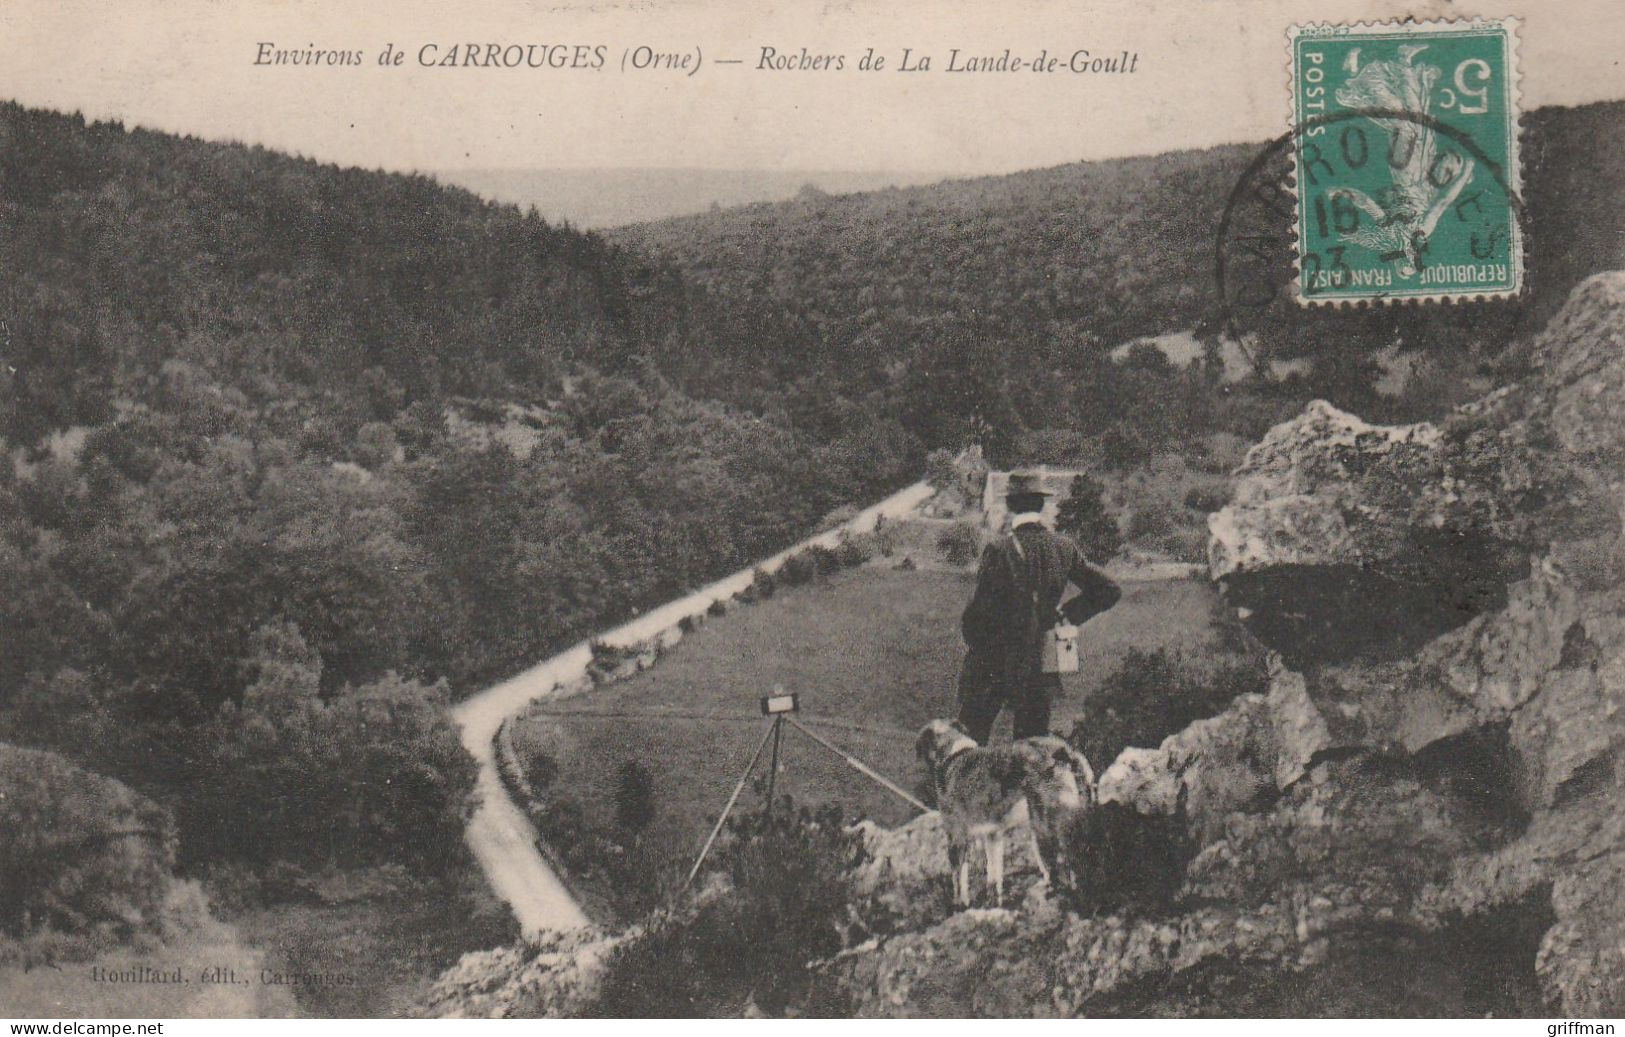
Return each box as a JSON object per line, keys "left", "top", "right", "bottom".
{"left": 254, "top": 43, "right": 610, "bottom": 69}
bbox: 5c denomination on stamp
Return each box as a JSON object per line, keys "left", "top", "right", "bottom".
{"left": 1289, "top": 18, "right": 1522, "bottom": 303}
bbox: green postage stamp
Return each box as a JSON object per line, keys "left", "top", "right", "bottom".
{"left": 1288, "top": 19, "right": 1522, "bottom": 303}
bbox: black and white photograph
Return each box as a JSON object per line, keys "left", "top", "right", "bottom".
{"left": 1, "top": 0, "right": 1623, "bottom": 1024}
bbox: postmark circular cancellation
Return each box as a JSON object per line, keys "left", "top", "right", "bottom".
{"left": 1217, "top": 16, "right": 1525, "bottom": 330}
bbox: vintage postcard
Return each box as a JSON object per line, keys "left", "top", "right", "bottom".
{"left": 1, "top": 0, "right": 1622, "bottom": 1026}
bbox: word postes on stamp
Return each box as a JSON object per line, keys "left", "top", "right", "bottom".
{"left": 1289, "top": 19, "right": 1521, "bottom": 303}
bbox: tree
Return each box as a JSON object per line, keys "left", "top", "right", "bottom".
{"left": 898, "top": 323, "right": 1022, "bottom": 464}
{"left": 922, "top": 447, "right": 960, "bottom": 495}
{"left": 0, "top": 745, "right": 176, "bottom": 946}
{"left": 1055, "top": 472, "right": 1121, "bottom": 564}
{"left": 180, "top": 623, "right": 476, "bottom": 876}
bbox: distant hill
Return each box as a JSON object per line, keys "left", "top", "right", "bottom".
{"left": 439, "top": 167, "right": 955, "bottom": 229}
{"left": 613, "top": 140, "right": 1249, "bottom": 349}
{"left": 612, "top": 101, "right": 1625, "bottom": 445}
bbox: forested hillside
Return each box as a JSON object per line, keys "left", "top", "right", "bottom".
{"left": 615, "top": 101, "right": 1625, "bottom": 462}
{"left": 0, "top": 102, "right": 917, "bottom": 902}
{"left": 7, "top": 98, "right": 1624, "bottom": 987}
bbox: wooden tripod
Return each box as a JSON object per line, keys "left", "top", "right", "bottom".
{"left": 683, "top": 713, "right": 930, "bottom": 888}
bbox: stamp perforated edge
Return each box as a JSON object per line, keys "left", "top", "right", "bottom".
{"left": 1283, "top": 16, "right": 1524, "bottom": 308}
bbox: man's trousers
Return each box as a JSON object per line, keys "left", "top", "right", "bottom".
{"left": 955, "top": 649, "right": 1060, "bottom": 744}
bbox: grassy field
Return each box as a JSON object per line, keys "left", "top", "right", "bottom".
{"left": 508, "top": 562, "right": 1227, "bottom": 887}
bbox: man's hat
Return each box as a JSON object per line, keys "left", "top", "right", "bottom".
{"left": 1005, "top": 471, "right": 1053, "bottom": 498}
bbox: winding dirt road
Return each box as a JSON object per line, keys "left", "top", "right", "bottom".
{"left": 451, "top": 481, "right": 935, "bottom": 938}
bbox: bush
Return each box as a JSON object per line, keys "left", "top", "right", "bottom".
{"left": 1068, "top": 647, "right": 1267, "bottom": 772}
{"left": 1055, "top": 472, "right": 1122, "bottom": 564}
{"left": 935, "top": 521, "right": 980, "bottom": 567}
{"left": 1100, "top": 425, "right": 1155, "bottom": 470}
{"left": 589, "top": 637, "right": 636, "bottom": 674}
{"left": 834, "top": 530, "right": 877, "bottom": 567}
{"left": 923, "top": 447, "right": 960, "bottom": 494}
{"left": 1058, "top": 801, "right": 1195, "bottom": 917}
{"left": 753, "top": 567, "right": 777, "bottom": 598}
{"left": 528, "top": 788, "right": 672, "bottom": 920}
{"left": 873, "top": 519, "right": 900, "bottom": 558}
{"left": 178, "top": 625, "right": 477, "bottom": 878}
{"left": 1125, "top": 506, "right": 1173, "bottom": 542}
{"left": 1163, "top": 526, "right": 1210, "bottom": 564}
{"left": 515, "top": 737, "right": 559, "bottom": 792}
{"left": 777, "top": 545, "right": 841, "bottom": 584}
{"left": 806, "top": 544, "right": 841, "bottom": 575}
{"left": 1182, "top": 484, "right": 1230, "bottom": 514}
{"left": 738, "top": 567, "right": 776, "bottom": 603}
{"left": 588, "top": 800, "right": 864, "bottom": 1017}
{"left": 1194, "top": 432, "right": 1250, "bottom": 475}
{"left": 780, "top": 550, "right": 817, "bottom": 586}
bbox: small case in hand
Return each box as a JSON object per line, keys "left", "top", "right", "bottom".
{"left": 1042, "top": 623, "right": 1080, "bottom": 673}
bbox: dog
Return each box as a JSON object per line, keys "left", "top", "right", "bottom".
{"left": 914, "top": 719, "right": 1097, "bottom": 907}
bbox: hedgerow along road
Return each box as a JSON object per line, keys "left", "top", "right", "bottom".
{"left": 450, "top": 481, "right": 937, "bottom": 937}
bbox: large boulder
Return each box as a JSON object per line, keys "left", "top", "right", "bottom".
{"left": 1211, "top": 274, "right": 1625, "bottom": 669}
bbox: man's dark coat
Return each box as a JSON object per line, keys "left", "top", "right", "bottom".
{"left": 958, "top": 521, "right": 1121, "bottom": 733}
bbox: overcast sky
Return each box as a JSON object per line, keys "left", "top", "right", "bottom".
{"left": 1, "top": 0, "right": 1621, "bottom": 178}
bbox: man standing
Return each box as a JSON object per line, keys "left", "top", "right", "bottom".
{"left": 957, "top": 471, "right": 1121, "bottom": 743}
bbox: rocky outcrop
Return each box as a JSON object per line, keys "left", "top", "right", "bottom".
{"left": 848, "top": 813, "right": 1049, "bottom": 932}
{"left": 1195, "top": 274, "right": 1625, "bottom": 1014}
{"left": 419, "top": 926, "right": 629, "bottom": 1018}
{"left": 818, "top": 273, "right": 1625, "bottom": 1017}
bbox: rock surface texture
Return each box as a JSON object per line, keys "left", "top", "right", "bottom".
{"left": 423, "top": 274, "right": 1625, "bottom": 1017}
{"left": 816, "top": 273, "right": 1625, "bottom": 1017}
{"left": 418, "top": 926, "right": 631, "bottom": 1018}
